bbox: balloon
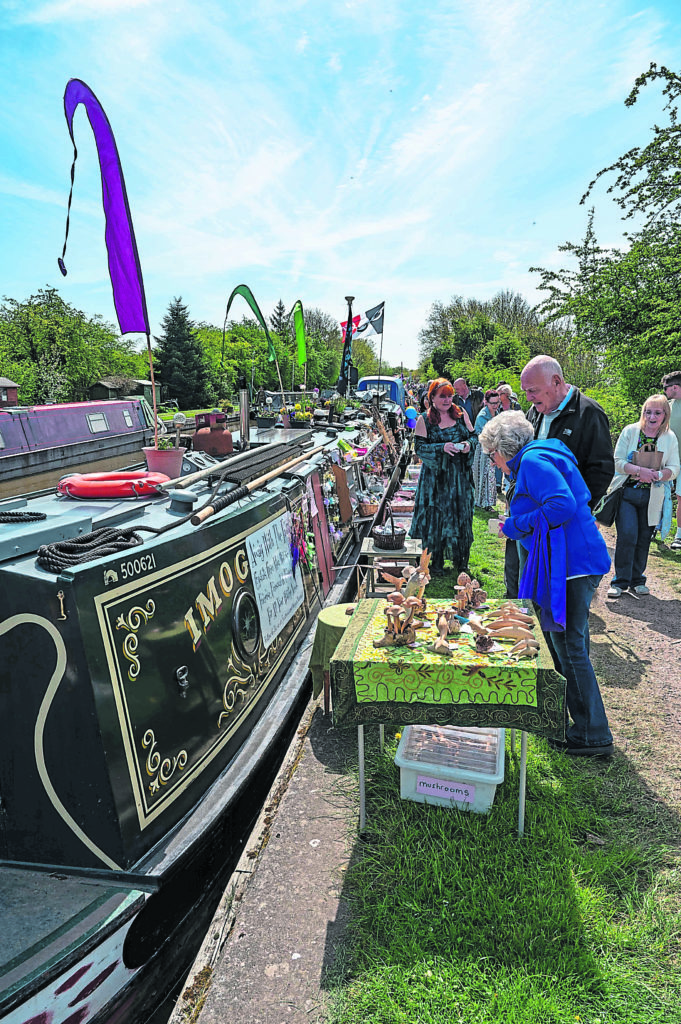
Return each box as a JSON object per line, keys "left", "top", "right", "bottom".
{"left": 406, "top": 418, "right": 417, "bottom": 429}
{"left": 405, "top": 406, "right": 417, "bottom": 418}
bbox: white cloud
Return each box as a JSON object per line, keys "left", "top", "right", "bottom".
{"left": 295, "top": 31, "right": 310, "bottom": 54}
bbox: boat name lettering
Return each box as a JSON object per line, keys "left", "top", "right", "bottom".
{"left": 183, "top": 549, "right": 248, "bottom": 651}
{"left": 119, "top": 553, "right": 157, "bottom": 579}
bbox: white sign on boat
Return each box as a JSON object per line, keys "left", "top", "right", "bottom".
{"left": 246, "top": 512, "right": 305, "bottom": 648}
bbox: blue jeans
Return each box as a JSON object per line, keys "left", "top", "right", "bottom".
{"left": 613, "top": 487, "right": 655, "bottom": 589}
{"left": 545, "top": 574, "right": 612, "bottom": 748}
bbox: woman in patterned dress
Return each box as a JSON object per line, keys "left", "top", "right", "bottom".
{"left": 409, "top": 378, "right": 477, "bottom": 576}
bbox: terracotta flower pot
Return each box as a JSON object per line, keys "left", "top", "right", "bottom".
{"left": 142, "top": 446, "right": 186, "bottom": 478}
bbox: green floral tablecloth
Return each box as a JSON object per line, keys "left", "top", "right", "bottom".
{"left": 330, "top": 598, "right": 566, "bottom": 740}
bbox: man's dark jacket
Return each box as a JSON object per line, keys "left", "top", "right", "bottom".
{"left": 526, "top": 388, "right": 614, "bottom": 508}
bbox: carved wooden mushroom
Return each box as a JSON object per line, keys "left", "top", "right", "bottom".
{"left": 430, "top": 612, "right": 453, "bottom": 656}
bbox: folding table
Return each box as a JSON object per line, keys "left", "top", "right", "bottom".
{"left": 330, "top": 598, "right": 566, "bottom": 836}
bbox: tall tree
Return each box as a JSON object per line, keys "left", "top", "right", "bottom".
{"left": 270, "top": 299, "right": 288, "bottom": 339}
{"left": 154, "top": 297, "right": 211, "bottom": 409}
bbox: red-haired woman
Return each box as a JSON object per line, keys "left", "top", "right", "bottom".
{"left": 409, "top": 378, "right": 477, "bottom": 575}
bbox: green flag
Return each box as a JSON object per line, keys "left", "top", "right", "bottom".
{"left": 224, "top": 283, "right": 277, "bottom": 362}
{"left": 291, "top": 299, "right": 307, "bottom": 366}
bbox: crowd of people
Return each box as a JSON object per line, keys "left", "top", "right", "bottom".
{"left": 407, "top": 356, "right": 681, "bottom": 759}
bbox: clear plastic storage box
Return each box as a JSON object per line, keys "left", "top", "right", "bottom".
{"left": 394, "top": 725, "right": 505, "bottom": 813}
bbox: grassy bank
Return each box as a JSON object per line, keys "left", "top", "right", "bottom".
{"left": 328, "top": 509, "right": 680, "bottom": 1024}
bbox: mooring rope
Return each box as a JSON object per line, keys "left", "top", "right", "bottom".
{"left": 0, "top": 511, "right": 48, "bottom": 523}
{"left": 36, "top": 526, "right": 153, "bottom": 573}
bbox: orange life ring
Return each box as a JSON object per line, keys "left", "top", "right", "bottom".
{"left": 57, "top": 470, "right": 171, "bottom": 499}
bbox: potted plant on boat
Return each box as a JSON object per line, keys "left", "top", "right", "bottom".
{"left": 143, "top": 417, "right": 187, "bottom": 477}
{"left": 256, "top": 396, "right": 279, "bottom": 429}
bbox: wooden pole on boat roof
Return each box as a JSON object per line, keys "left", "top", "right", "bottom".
{"left": 162, "top": 440, "right": 282, "bottom": 489}
{"left": 191, "top": 443, "right": 327, "bottom": 526}
{"left": 146, "top": 332, "right": 160, "bottom": 448}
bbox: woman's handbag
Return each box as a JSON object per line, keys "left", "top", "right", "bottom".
{"left": 631, "top": 443, "right": 663, "bottom": 471}
{"left": 371, "top": 502, "right": 407, "bottom": 550}
{"left": 593, "top": 486, "right": 623, "bottom": 527}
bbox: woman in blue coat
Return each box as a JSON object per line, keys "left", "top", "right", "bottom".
{"left": 479, "top": 412, "right": 613, "bottom": 757}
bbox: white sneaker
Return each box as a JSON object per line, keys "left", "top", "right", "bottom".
{"left": 632, "top": 585, "right": 650, "bottom": 596}
{"left": 607, "top": 585, "right": 623, "bottom": 598}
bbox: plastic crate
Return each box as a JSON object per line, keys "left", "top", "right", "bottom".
{"left": 394, "top": 725, "right": 505, "bottom": 813}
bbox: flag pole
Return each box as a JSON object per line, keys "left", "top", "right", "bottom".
{"left": 377, "top": 302, "right": 384, "bottom": 398}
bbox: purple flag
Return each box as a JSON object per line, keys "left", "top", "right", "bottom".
{"left": 58, "top": 79, "right": 149, "bottom": 335}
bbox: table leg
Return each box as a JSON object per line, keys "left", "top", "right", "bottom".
{"left": 518, "top": 731, "right": 527, "bottom": 836}
{"left": 323, "top": 670, "right": 330, "bottom": 716}
{"left": 358, "top": 725, "right": 366, "bottom": 831}
{"left": 379, "top": 724, "right": 384, "bottom": 752}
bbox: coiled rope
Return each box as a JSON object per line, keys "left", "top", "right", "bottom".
{"left": 36, "top": 526, "right": 157, "bottom": 574}
{"left": 0, "top": 511, "right": 48, "bottom": 523}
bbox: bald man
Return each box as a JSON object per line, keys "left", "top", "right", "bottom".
{"left": 520, "top": 355, "right": 614, "bottom": 508}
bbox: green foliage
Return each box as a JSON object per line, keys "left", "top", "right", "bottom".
{"left": 198, "top": 305, "right": 357, "bottom": 398}
{"left": 582, "top": 63, "right": 681, "bottom": 223}
{"left": 269, "top": 298, "right": 288, "bottom": 339}
{"left": 531, "top": 64, "right": 681, "bottom": 408}
{"left": 153, "top": 297, "right": 212, "bottom": 410}
{"left": 417, "top": 290, "right": 571, "bottom": 399}
{"left": 532, "top": 212, "right": 681, "bottom": 407}
{"left": 0, "top": 287, "right": 139, "bottom": 403}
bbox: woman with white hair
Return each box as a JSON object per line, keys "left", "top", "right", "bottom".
{"left": 606, "top": 394, "right": 679, "bottom": 598}
{"left": 479, "top": 411, "right": 613, "bottom": 757}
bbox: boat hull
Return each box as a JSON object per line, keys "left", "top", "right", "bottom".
{"left": 0, "top": 426, "right": 405, "bottom": 1024}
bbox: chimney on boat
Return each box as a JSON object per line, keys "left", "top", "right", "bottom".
{"left": 238, "top": 375, "right": 251, "bottom": 450}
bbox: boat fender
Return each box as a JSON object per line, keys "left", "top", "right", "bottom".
{"left": 57, "top": 470, "right": 170, "bottom": 499}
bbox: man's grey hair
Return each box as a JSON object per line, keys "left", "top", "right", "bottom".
{"left": 522, "top": 355, "right": 564, "bottom": 380}
{"left": 479, "top": 411, "right": 534, "bottom": 457}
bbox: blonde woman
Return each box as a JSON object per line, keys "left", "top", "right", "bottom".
{"left": 607, "top": 395, "right": 680, "bottom": 598}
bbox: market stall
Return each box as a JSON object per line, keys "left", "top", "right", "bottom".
{"left": 330, "top": 597, "right": 566, "bottom": 835}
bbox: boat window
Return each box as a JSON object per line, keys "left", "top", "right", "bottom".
{"left": 87, "top": 412, "right": 109, "bottom": 433}
{"left": 0, "top": 389, "right": 6, "bottom": 402}
{"left": 123, "top": 410, "right": 133, "bottom": 427}
{"left": 0, "top": 430, "right": 5, "bottom": 449}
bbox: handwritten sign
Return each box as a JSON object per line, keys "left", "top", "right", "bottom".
{"left": 416, "top": 775, "right": 475, "bottom": 803}
{"left": 246, "top": 513, "right": 304, "bottom": 649}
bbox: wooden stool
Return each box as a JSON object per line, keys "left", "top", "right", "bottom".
{"left": 360, "top": 536, "right": 423, "bottom": 598}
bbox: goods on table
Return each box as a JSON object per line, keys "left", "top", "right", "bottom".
{"left": 372, "top": 593, "right": 540, "bottom": 661}
{"left": 373, "top": 552, "right": 433, "bottom": 648}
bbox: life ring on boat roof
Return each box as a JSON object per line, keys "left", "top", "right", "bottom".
{"left": 57, "top": 470, "right": 171, "bottom": 499}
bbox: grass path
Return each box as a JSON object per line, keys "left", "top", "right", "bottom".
{"left": 327, "top": 509, "right": 681, "bottom": 1024}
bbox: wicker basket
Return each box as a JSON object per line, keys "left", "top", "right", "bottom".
{"left": 358, "top": 499, "right": 379, "bottom": 517}
{"left": 371, "top": 503, "right": 407, "bottom": 550}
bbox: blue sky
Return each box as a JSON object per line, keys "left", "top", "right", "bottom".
{"left": 2, "top": 0, "right": 681, "bottom": 369}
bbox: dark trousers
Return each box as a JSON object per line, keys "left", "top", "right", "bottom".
{"left": 612, "top": 487, "right": 655, "bottom": 589}
{"left": 504, "top": 540, "right": 519, "bottom": 598}
{"left": 544, "top": 575, "right": 612, "bottom": 748}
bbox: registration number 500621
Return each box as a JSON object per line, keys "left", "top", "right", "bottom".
{"left": 120, "top": 553, "right": 157, "bottom": 579}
